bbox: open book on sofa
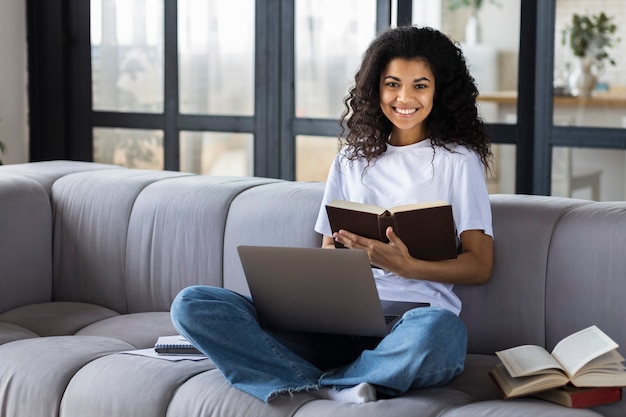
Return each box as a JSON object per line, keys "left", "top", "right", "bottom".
{"left": 490, "top": 325, "right": 626, "bottom": 399}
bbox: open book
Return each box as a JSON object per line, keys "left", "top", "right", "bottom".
{"left": 325, "top": 200, "right": 457, "bottom": 261}
{"left": 490, "top": 325, "right": 626, "bottom": 399}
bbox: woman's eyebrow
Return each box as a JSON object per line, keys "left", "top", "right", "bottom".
{"left": 382, "top": 75, "right": 432, "bottom": 83}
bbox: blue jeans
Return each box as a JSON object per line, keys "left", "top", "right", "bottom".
{"left": 170, "top": 286, "right": 467, "bottom": 403}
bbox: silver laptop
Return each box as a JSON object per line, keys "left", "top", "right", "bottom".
{"left": 237, "top": 246, "right": 429, "bottom": 337}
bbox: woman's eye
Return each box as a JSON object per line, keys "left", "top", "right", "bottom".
{"left": 386, "top": 82, "right": 399, "bottom": 88}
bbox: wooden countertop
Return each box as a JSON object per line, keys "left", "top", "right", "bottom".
{"left": 478, "top": 90, "right": 626, "bottom": 108}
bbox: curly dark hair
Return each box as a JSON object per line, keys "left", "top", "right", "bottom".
{"left": 340, "top": 25, "right": 492, "bottom": 168}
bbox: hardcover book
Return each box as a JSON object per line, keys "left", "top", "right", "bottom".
{"left": 533, "top": 385, "right": 622, "bottom": 408}
{"left": 490, "top": 325, "right": 626, "bottom": 399}
{"left": 325, "top": 200, "right": 457, "bottom": 261}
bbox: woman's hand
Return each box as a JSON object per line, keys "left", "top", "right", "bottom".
{"left": 325, "top": 227, "right": 493, "bottom": 285}
{"left": 332, "top": 227, "right": 413, "bottom": 276}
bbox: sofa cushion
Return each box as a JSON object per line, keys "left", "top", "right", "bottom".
{"left": 0, "top": 336, "right": 135, "bottom": 417}
{"left": 51, "top": 169, "right": 190, "bottom": 313}
{"left": 166, "top": 369, "right": 315, "bottom": 417}
{"left": 76, "top": 311, "right": 177, "bottom": 348}
{"left": 440, "top": 399, "right": 602, "bottom": 416}
{"left": 223, "top": 181, "right": 326, "bottom": 295}
{"left": 0, "top": 160, "right": 123, "bottom": 192}
{"left": 124, "top": 175, "right": 279, "bottom": 312}
{"left": 0, "top": 322, "right": 38, "bottom": 344}
{"left": 0, "top": 301, "right": 118, "bottom": 336}
{"left": 60, "top": 352, "right": 215, "bottom": 417}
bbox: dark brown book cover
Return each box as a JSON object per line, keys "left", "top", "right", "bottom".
{"left": 325, "top": 200, "right": 458, "bottom": 261}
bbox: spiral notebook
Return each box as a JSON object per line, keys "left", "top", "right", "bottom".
{"left": 154, "top": 335, "right": 203, "bottom": 355}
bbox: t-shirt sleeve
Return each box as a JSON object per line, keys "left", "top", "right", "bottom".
{"left": 314, "top": 155, "right": 345, "bottom": 237}
{"left": 450, "top": 152, "right": 493, "bottom": 238}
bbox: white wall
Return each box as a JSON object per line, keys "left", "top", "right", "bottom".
{"left": 0, "top": 0, "right": 28, "bottom": 164}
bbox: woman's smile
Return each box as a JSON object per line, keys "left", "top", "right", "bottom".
{"left": 393, "top": 106, "right": 418, "bottom": 116}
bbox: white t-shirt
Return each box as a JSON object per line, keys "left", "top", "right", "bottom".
{"left": 314, "top": 139, "right": 493, "bottom": 315}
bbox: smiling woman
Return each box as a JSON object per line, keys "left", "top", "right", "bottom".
{"left": 171, "top": 25, "right": 494, "bottom": 405}
{"left": 379, "top": 58, "right": 435, "bottom": 145}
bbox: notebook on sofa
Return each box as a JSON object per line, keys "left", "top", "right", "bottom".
{"left": 236, "top": 245, "right": 429, "bottom": 337}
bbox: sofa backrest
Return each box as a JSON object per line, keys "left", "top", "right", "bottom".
{"left": 50, "top": 169, "right": 280, "bottom": 313}
{"left": 544, "top": 202, "right": 626, "bottom": 352}
{"left": 0, "top": 174, "right": 52, "bottom": 312}
{"left": 3, "top": 161, "right": 626, "bottom": 358}
{"left": 222, "top": 181, "right": 326, "bottom": 295}
{"left": 456, "top": 195, "right": 592, "bottom": 354}
{"left": 123, "top": 175, "right": 281, "bottom": 312}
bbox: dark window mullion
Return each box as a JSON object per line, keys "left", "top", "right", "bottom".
{"left": 279, "top": 0, "right": 295, "bottom": 180}
{"left": 532, "top": 0, "right": 556, "bottom": 195}
{"left": 163, "top": 0, "right": 179, "bottom": 171}
{"left": 552, "top": 126, "right": 626, "bottom": 149}
{"left": 292, "top": 119, "right": 341, "bottom": 138}
{"left": 396, "top": 0, "right": 412, "bottom": 26}
{"left": 178, "top": 115, "right": 255, "bottom": 132}
{"left": 254, "top": 0, "right": 280, "bottom": 178}
{"left": 92, "top": 112, "right": 164, "bottom": 130}
{"left": 516, "top": 0, "right": 539, "bottom": 194}
{"left": 68, "top": 0, "right": 93, "bottom": 162}
{"left": 485, "top": 124, "right": 518, "bottom": 145}
{"left": 376, "top": 0, "right": 391, "bottom": 32}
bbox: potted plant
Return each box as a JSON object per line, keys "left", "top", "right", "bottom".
{"left": 562, "top": 12, "right": 619, "bottom": 97}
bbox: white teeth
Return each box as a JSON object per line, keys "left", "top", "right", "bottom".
{"left": 395, "top": 107, "right": 416, "bottom": 115}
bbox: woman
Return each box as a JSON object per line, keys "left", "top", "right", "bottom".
{"left": 171, "top": 25, "right": 494, "bottom": 404}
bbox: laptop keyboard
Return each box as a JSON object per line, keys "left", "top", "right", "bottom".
{"left": 384, "top": 314, "right": 399, "bottom": 324}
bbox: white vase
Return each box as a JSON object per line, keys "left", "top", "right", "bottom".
{"left": 465, "top": 14, "right": 480, "bottom": 45}
{"left": 568, "top": 57, "right": 597, "bottom": 97}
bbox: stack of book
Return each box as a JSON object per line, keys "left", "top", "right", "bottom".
{"left": 489, "top": 325, "right": 626, "bottom": 408}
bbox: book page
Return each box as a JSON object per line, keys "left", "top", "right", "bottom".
{"left": 496, "top": 345, "right": 564, "bottom": 377}
{"left": 388, "top": 200, "right": 448, "bottom": 213}
{"left": 327, "top": 200, "right": 387, "bottom": 215}
{"left": 551, "top": 326, "right": 619, "bottom": 378}
{"left": 491, "top": 364, "right": 567, "bottom": 398}
{"left": 578, "top": 349, "right": 625, "bottom": 373}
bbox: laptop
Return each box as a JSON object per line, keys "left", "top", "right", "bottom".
{"left": 236, "top": 245, "right": 429, "bottom": 337}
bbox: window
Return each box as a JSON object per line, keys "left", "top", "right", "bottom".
{"left": 550, "top": 1, "right": 626, "bottom": 200}
{"left": 294, "top": 0, "right": 377, "bottom": 180}
{"left": 89, "top": 0, "right": 256, "bottom": 175}
{"left": 26, "top": 0, "right": 626, "bottom": 199}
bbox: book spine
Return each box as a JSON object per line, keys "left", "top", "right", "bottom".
{"left": 570, "top": 387, "right": 622, "bottom": 408}
{"left": 377, "top": 215, "right": 395, "bottom": 242}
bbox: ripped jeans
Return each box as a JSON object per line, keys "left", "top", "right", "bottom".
{"left": 170, "top": 286, "right": 467, "bottom": 403}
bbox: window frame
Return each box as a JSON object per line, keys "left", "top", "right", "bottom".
{"left": 26, "top": 0, "right": 626, "bottom": 194}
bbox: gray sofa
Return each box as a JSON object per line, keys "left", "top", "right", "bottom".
{"left": 1, "top": 160, "right": 625, "bottom": 417}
